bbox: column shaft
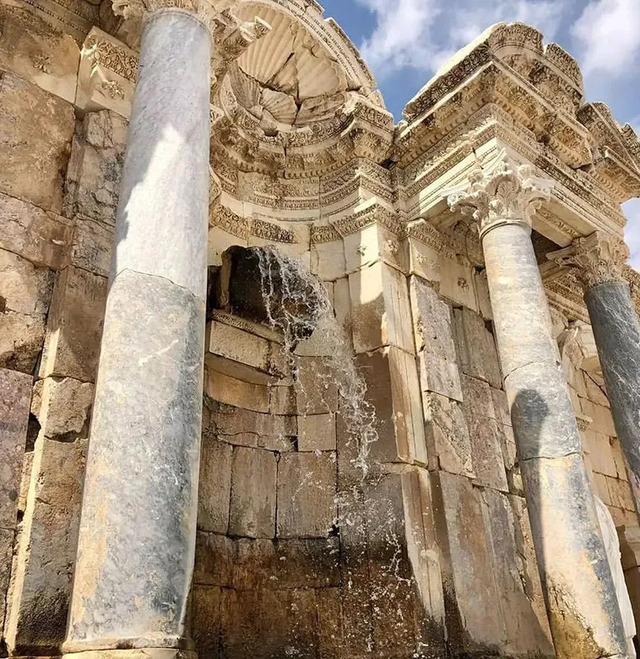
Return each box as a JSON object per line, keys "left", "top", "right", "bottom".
{"left": 64, "top": 8, "right": 210, "bottom": 655}
{"left": 586, "top": 281, "right": 640, "bottom": 484}
{"left": 483, "top": 223, "right": 627, "bottom": 658}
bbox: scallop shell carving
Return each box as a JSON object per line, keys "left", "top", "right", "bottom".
{"left": 261, "top": 88, "right": 298, "bottom": 126}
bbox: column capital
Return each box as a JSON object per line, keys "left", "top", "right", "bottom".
{"left": 446, "top": 155, "right": 553, "bottom": 238}
{"left": 549, "top": 231, "right": 630, "bottom": 291}
{"left": 111, "top": 0, "right": 238, "bottom": 31}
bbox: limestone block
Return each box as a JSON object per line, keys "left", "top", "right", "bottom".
{"left": 462, "top": 376, "right": 508, "bottom": 492}
{"left": 39, "top": 266, "right": 107, "bottom": 382}
{"left": 432, "top": 471, "right": 505, "bottom": 653}
{"left": 5, "top": 437, "right": 87, "bottom": 655}
{"left": 193, "top": 533, "right": 234, "bottom": 587}
{"left": 0, "top": 249, "right": 54, "bottom": 316}
{"left": 407, "top": 238, "right": 441, "bottom": 283}
{"left": 277, "top": 452, "right": 336, "bottom": 538}
{"left": 409, "top": 276, "right": 456, "bottom": 359}
{"left": 294, "top": 356, "right": 339, "bottom": 415}
{"left": 611, "top": 439, "right": 629, "bottom": 481}
{"left": 475, "top": 268, "right": 493, "bottom": 320}
{"left": 481, "top": 489, "right": 554, "bottom": 656}
{"left": 268, "top": 384, "right": 296, "bottom": 416}
{"left": 203, "top": 399, "right": 296, "bottom": 439}
{"left": 316, "top": 588, "right": 343, "bottom": 658}
{"left": 70, "top": 218, "right": 114, "bottom": 277}
{"left": 232, "top": 536, "right": 340, "bottom": 590}
{"left": 583, "top": 431, "right": 617, "bottom": 478}
{"left": 0, "top": 70, "right": 74, "bottom": 213}
{"left": 0, "top": 527, "right": 13, "bottom": 633}
{"left": 0, "top": 310, "right": 46, "bottom": 374}
{"left": 581, "top": 399, "right": 616, "bottom": 437}
{"left": 608, "top": 477, "right": 636, "bottom": 512}
{"left": 298, "top": 413, "right": 337, "bottom": 451}
{"left": 357, "top": 347, "right": 427, "bottom": 465}
{"left": 228, "top": 447, "right": 277, "bottom": 539}
{"left": 35, "top": 377, "right": 94, "bottom": 440}
{"left": 310, "top": 238, "right": 347, "bottom": 281}
{"left": 0, "top": 5, "right": 80, "bottom": 104}
{"left": 453, "top": 306, "right": 502, "bottom": 388}
{"left": 490, "top": 387, "right": 511, "bottom": 426}
{"left": 0, "top": 192, "right": 72, "bottom": 269}
{"left": 221, "top": 588, "right": 318, "bottom": 658}
{"left": 343, "top": 223, "right": 406, "bottom": 274}
{"left": 423, "top": 393, "right": 474, "bottom": 478}
{"left": 593, "top": 473, "right": 612, "bottom": 506}
{"left": 63, "top": 111, "right": 128, "bottom": 225}
{"left": 584, "top": 371, "right": 610, "bottom": 407}
{"left": 204, "top": 368, "right": 270, "bottom": 414}
{"left": 207, "top": 225, "right": 246, "bottom": 268}
{"left": 440, "top": 256, "right": 477, "bottom": 311}
{"left": 349, "top": 261, "right": 413, "bottom": 354}
{"left": 198, "top": 440, "right": 232, "bottom": 534}
{"left": 418, "top": 352, "right": 463, "bottom": 402}
{"left": 191, "top": 585, "right": 222, "bottom": 659}
{"left": 0, "top": 368, "right": 31, "bottom": 530}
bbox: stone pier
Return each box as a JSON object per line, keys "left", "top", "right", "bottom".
{"left": 62, "top": 5, "right": 212, "bottom": 658}
{"left": 448, "top": 158, "right": 628, "bottom": 658}
{"left": 552, "top": 232, "right": 640, "bottom": 488}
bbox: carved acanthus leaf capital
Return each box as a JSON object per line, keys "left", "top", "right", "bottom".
{"left": 548, "top": 232, "right": 630, "bottom": 291}
{"left": 446, "top": 155, "right": 554, "bottom": 238}
{"left": 111, "top": 0, "right": 238, "bottom": 30}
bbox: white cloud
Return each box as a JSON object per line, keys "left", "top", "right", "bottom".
{"left": 624, "top": 199, "right": 640, "bottom": 269}
{"left": 572, "top": 0, "right": 640, "bottom": 77}
{"left": 357, "top": 0, "right": 568, "bottom": 80}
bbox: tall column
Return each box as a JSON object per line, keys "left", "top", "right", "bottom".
{"left": 447, "top": 158, "right": 628, "bottom": 658}
{"left": 62, "top": 3, "right": 214, "bottom": 658}
{"left": 551, "top": 233, "right": 640, "bottom": 486}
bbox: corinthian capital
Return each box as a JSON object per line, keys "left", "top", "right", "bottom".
{"left": 446, "top": 155, "right": 553, "bottom": 238}
{"left": 111, "top": 0, "right": 238, "bottom": 26}
{"left": 549, "top": 232, "right": 630, "bottom": 291}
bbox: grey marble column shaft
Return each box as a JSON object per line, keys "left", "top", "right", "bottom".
{"left": 483, "top": 223, "right": 627, "bottom": 658}
{"left": 586, "top": 281, "right": 640, "bottom": 484}
{"left": 63, "top": 8, "right": 210, "bottom": 655}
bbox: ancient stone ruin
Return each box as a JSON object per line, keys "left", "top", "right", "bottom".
{"left": 2, "top": 1, "right": 640, "bottom": 657}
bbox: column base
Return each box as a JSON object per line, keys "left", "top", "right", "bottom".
{"left": 62, "top": 650, "right": 197, "bottom": 659}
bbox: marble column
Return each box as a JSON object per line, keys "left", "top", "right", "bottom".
{"left": 62, "top": 4, "right": 213, "bottom": 659}
{"left": 551, "top": 232, "right": 640, "bottom": 486}
{"left": 447, "top": 158, "right": 628, "bottom": 658}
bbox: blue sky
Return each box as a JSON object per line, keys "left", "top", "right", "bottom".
{"left": 321, "top": 0, "right": 640, "bottom": 266}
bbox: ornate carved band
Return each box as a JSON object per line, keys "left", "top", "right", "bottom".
{"left": 111, "top": 0, "right": 236, "bottom": 28}
{"left": 446, "top": 155, "right": 553, "bottom": 239}
{"left": 549, "top": 232, "right": 630, "bottom": 291}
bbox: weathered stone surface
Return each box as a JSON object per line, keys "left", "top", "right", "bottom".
{"left": 191, "top": 585, "right": 222, "bottom": 659}
{"left": 409, "top": 275, "right": 456, "bottom": 359}
{"left": 423, "top": 393, "right": 474, "bottom": 477}
{"left": 0, "top": 309, "right": 46, "bottom": 374}
{"left": 432, "top": 471, "right": 505, "bottom": 653}
{"left": 440, "top": 256, "right": 477, "bottom": 311}
{"left": 418, "top": 351, "right": 463, "bottom": 402}
{"left": 63, "top": 111, "right": 127, "bottom": 225}
{"left": 198, "top": 440, "right": 232, "bottom": 534}
{"left": 0, "top": 527, "right": 13, "bottom": 634}
{"left": 35, "top": 377, "right": 94, "bottom": 440}
{"left": 0, "top": 192, "right": 72, "bottom": 269}
{"left": 204, "top": 367, "right": 270, "bottom": 413}
{"left": 461, "top": 375, "right": 508, "bottom": 491}
{"left": 0, "top": 368, "right": 31, "bottom": 530}
{"left": 298, "top": 413, "right": 337, "bottom": 451}
{"left": 294, "top": 356, "right": 340, "bottom": 415}
{"left": 70, "top": 218, "right": 114, "bottom": 277}
{"left": 481, "top": 488, "right": 554, "bottom": 656}
{"left": 194, "top": 533, "right": 234, "bottom": 587}
{"left": 0, "top": 249, "right": 54, "bottom": 316}
{"left": 0, "top": 69, "right": 74, "bottom": 213}
{"left": 5, "top": 437, "right": 87, "bottom": 655}
{"left": 277, "top": 452, "right": 336, "bottom": 538}
{"left": 349, "top": 260, "right": 413, "bottom": 354}
{"left": 0, "top": 4, "right": 80, "bottom": 103}
{"left": 356, "top": 347, "right": 427, "bottom": 465}
{"left": 453, "top": 306, "right": 502, "bottom": 388}
{"left": 39, "top": 266, "right": 107, "bottom": 381}
{"left": 343, "top": 223, "right": 406, "bottom": 274}
{"left": 229, "top": 447, "right": 277, "bottom": 539}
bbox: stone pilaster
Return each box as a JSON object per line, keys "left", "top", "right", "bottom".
{"left": 62, "top": 3, "right": 214, "bottom": 658}
{"left": 551, "top": 232, "right": 640, "bottom": 487}
{"left": 447, "top": 157, "right": 628, "bottom": 658}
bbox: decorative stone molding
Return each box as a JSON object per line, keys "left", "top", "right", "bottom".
{"left": 446, "top": 155, "right": 553, "bottom": 238}
{"left": 549, "top": 232, "right": 630, "bottom": 291}
{"left": 111, "top": 0, "right": 237, "bottom": 26}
